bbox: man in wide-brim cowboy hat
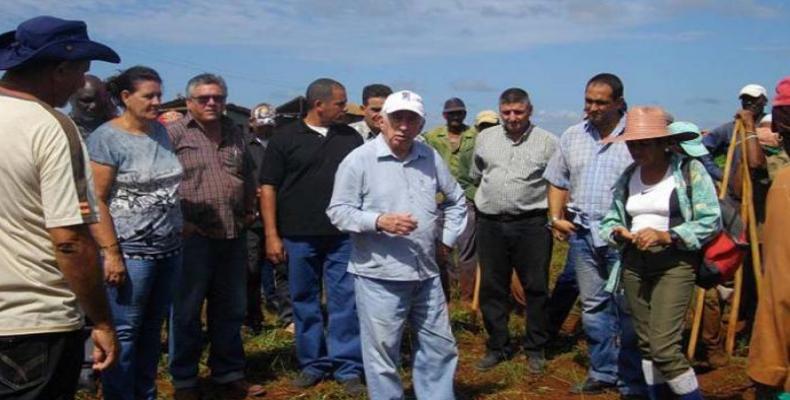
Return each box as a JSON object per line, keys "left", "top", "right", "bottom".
{"left": 0, "top": 15, "right": 121, "bottom": 400}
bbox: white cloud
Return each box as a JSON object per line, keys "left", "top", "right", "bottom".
{"left": 533, "top": 109, "right": 583, "bottom": 133}
{"left": 1, "top": 0, "right": 781, "bottom": 61}
{"left": 450, "top": 79, "right": 497, "bottom": 93}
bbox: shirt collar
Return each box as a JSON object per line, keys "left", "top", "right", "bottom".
{"left": 374, "top": 133, "right": 429, "bottom": 161}
{"left": 184, "top": 112, "right": 236, "bottom": 136}
{"left": 585, "top": 112, "right": 627, "bottom": 141}
{"left": 503, "top": 123, "right": 534, "bottom": 145}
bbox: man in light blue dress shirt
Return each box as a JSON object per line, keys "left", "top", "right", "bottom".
{"left": 327, "top": 90, "right": 467, "bottom": 400}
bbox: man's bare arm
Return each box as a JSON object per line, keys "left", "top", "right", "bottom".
{"left": 548, "top": 184, "right": 576, "bottom": 241}
{"left": 48, "top": 223, "right": 118, "bottom": 370}
{"left": 261, "top": 184, "right": 286, "bottom": 264}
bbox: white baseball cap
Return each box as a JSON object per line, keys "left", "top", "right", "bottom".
{"left": 382, "top": 90, "right": 425, "bottom": 118}
{"left": 739, "top": 84, "right": 767, "bottom": 99}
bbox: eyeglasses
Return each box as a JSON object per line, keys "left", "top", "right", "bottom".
{"left": 191, "top": 95, "right": 227, "bottom": 105}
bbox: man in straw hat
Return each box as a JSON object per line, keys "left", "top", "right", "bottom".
{"left": 598, "top": 106, "right": 720, "bottom": 400}
{"left": 543, "top": 73, "right": 647, "bottom": 397}
{"left": 0, "top": 15, "right": 121, "bottom": 399}
{"left": 474, "top": 109, "right": 499, "bottom": 132}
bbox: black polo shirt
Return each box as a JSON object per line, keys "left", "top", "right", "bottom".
{"left": 260, "top": 119, "right": 363, "bottom": 236}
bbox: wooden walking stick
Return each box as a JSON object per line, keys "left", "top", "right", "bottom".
{"left": 687, "top": 119, "right": 742, "bottom": 360}
{"left": 470, "top": 263, "right": 481, "bottom": 324}
{"left": 687, "top": 287, "right": 707, "bottom": 360}
{"left": 725, "top": 265, "right": 744, "bottom": 354}
{"left": 738, "top": 125, "right": 764, "bottom": 299}
{"left": 725, "top": 120, "right": 754, "bottom": 355}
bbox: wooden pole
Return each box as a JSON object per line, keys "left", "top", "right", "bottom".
{"left": 736, "top": 123, "right": 764, "bottom": 298}
{"left": 686, "top": 119, "right": 741, "bottom": 359}
{"left": 686, "top": 287, "right": 707, "bottom": 360}
{"left": 724, "top": 121, "right": 751, "bottom": 355}
{"left": 725, "top": 265, "right": 744, "bottom": 354}
{"left": 470, "top": 263, "right": 481, "bottom": 324}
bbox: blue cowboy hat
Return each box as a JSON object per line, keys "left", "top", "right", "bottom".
{"left": 0, "top": 16, "right": 120, "bottom": 70}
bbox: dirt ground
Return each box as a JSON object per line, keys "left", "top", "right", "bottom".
{"left": 77, "top": 243, "right": 758, "bottom": 399}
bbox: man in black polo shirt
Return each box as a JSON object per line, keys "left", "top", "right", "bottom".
{"left": 260, "top": 78, "right": 364, "bottom": 395}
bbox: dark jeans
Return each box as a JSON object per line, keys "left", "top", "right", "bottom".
{"left": 546, "top": 260, "right": 580, "bottom": 335}
{"left": 477, "top": 215, "right": 552, "bottom": 355}
{"left": 169, "top": 234, "right": 248, "bottom": 389}
{"left": 0, "top": 330, "right": 83, "bottom": 400}
{"left": 246, "top": 228, "right": 293, "bottom": 327}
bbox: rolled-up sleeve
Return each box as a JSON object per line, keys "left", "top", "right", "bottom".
{"left": 469, "top": 137, "right": 484, "bottom": 186}
{"left": 327, "top": 153, "right": 380, "bottom": 233}
{"left": 543, "top": 146, "right": 570, "bottom": 189}
{"left": 670, "top": 159, "right": 722, "bottom": 250}
{"left": 435, "top": 152, "right": 467, "bottom": 247}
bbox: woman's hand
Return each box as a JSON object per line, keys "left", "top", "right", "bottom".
{"left": 631, "top": 228, "right": 672, "bottom": 250}
{"left": 103, "top": 252, "right": 127, "bottom": 287}
{"left": 612, "top": 226, "right": 634, "bottom": 242}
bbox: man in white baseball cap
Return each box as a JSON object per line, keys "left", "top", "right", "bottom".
{"left": 327, "top": 90, "right": 467, "bottom": 399}
{"left": 739, "top": 83, "right": 768, "bottom": 99}
{"left": 698, "top": 83, "right": 770, "bottom": 370}
{"left": 701, "top": 83, "right": 769, "bottom": 182}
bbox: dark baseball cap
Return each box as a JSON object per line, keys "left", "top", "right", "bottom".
{"left": 443, "top": 97, "right": 466, "bottom": 112}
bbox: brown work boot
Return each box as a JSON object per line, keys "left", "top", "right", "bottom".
{"left": 706, "top": 347, "right": 730, "bottom": 369}
{"left": 222, "top": 379, "right": 266, "bottom": 398}
{"left": 173, "top": 387, "right": 201, "bottom": 400}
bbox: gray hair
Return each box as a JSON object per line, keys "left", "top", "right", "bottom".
{"left": 186, "top": 73, "right": 227, "bottom": 98}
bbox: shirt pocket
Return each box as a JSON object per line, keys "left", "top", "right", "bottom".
{"left": 220, "top": 146, "right": 244, "bottom": 179}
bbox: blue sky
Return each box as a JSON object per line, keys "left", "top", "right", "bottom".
{"left": 2, "top": 0, "right": 788, "bottom": 133}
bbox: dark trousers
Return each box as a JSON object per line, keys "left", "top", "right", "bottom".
{"left": 246, "top": 228, "right": 293, "bottom": 327}
{"left": 477, "top": 215, "right": 552, "bottom": 355}
{"left": 0, "top": 330, "right": 83, "bottom": 400}
{"left": 546, "top": 260, "right": 580, "bottom": 335}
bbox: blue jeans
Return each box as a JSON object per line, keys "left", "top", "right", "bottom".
{"left": 283, "top": 235, "right": 362, "bottom": 381}
{"left": 102, "top": 253, "right": 180, "bottom": 400}
{"left": 568, "top": 231, "right": 646, "bottom": 396}
{"left": 169, "top": 235, "right": 247, "bottom": 389}
{"left": 355, "top": 275, "right": 457, "bottom": 400}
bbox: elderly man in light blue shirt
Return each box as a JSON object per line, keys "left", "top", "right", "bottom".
{"left": 327, "top": 90, "right": 467, "bottom": 400}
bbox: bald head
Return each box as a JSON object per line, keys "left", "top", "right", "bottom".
{"left": 70, "top": 74, "right": 114, "bottom": 122}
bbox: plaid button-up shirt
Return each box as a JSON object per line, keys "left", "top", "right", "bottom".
{"left": 543, "top": 116, "right": 632, "bottom": 246}
{"left": 167, "top": 114, "right": 255, "bottom": 239}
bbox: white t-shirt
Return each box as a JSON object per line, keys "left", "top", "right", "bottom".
{"left": 626, "top": 166, "right": 674, "bottom": 233}
{"left": 0, "top": 92, "right": 99, "bottom": 336}
{"left": 306, "top": 123, "right": 329, "bottom": 137}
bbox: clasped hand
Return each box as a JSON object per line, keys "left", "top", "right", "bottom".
{"left": 613, "top": 226, "right": 672, "bottom": 250}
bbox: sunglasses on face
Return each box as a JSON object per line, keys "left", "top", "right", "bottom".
{"left": 191, "top": 95, "right": 227, "bottom": 105}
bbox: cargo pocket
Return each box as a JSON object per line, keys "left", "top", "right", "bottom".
{"left": 0, "top": 336, "right": 47, "bottom": 392}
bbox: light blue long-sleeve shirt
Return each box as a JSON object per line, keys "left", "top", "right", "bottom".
{"left": 327, "top": 134, "right": 468, "bottom": 281}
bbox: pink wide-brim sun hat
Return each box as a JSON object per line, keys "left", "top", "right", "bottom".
{"left": 601, "top": 106, "right": 697, "bottom": 144}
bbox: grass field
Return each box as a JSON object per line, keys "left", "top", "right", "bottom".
{"left": 78, "top": 242, "right": 756, "bottom": 399}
